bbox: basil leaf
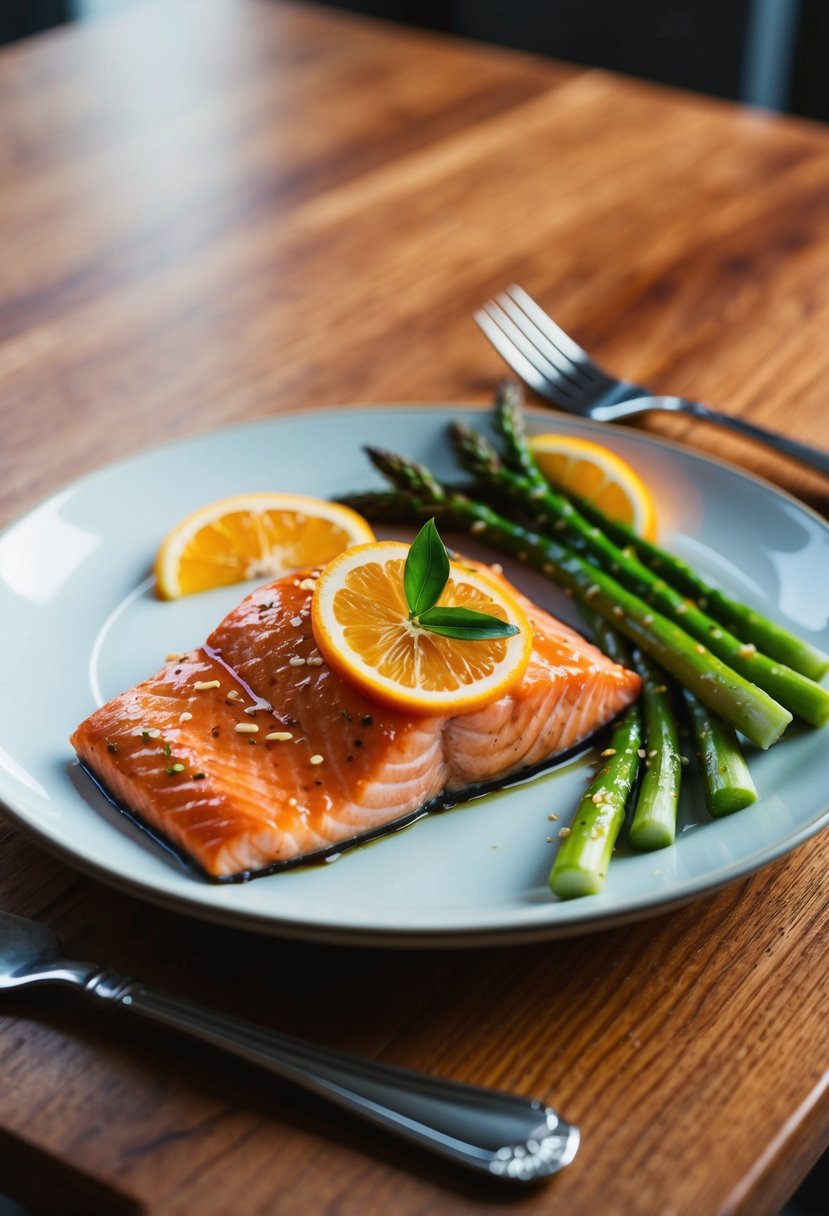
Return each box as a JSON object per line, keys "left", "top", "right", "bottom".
{"left": 416, "top": 606, "right": 520, "bottom": 640}
{"left": 404, "top": 518, "right": 449, "bottom": 618}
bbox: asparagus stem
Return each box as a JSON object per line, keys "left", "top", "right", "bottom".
{"left": 355, "top": 451, "right": 793, "bottom": 749}
{"left": 628, "top": 651, "right": 683, "bottom": 850}
{"left": 549, "top": 705, "right": 642, "bottom": 898}
{"left": 450, "top": 421, "right": 829, "bottom": 729}
{"left": 574, "top": 489, "right": 828, "bottom": 682}
{"left": 581, "top": 607, "right": 682, "bottom": 851}
{"left": 682, "top": 688, "right": 758, "bottom": 817}
{"left": 494, "top": 381, "right": 829, "bottom": 681}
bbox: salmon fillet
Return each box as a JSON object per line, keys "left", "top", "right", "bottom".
{"left": 71, "top": 566, "right": 641, "bottom": 880}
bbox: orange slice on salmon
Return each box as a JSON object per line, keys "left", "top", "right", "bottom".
{"left": 311, "top": 542, "right": 532, "bottom": 715}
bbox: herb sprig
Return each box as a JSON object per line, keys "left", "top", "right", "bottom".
{"left": 403, "top": 520, "right": 520, "bottom": 641}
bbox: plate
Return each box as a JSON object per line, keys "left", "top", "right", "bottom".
{"left": 1, "top": 406, "right": 827, "bottom": 947}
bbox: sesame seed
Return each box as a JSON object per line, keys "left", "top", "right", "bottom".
{"left": 553, "top": 519, "right": 567, "bottom": 531}
{"left": 299, "top": 578, "right": 316, "bottom": 591}
{"left": 543, "top": 562, "right": 555, "bottom": 576}
{"left": 166, "top": 652, "right": 183, "bottom": 661}
{"left": 585, "top": 584, "right": 599, "bottom": 601}
{"left": 676, "top": 602, "right": 688, "bottom": 614}
{"left": 490, "top": 563, "right": 503, "bottom": 575}
{"left": 234, "top": 723, "right": 259, "bottom": 734}
{"left": 289, "top": 657, "right": 306, "bottom": 667}
{"left": 194, "top": 680, "right": 221, "bottom": 691}
{"left": 226, "top": 690, "right": 239, "bottom": 700}
{"left": 695, "top": 644, "right": 706, "bottom": 655}
{"left": 307, "top": 657, "right": 324, "bottom": 666}
{"left": 591, "top": 792, "right": 604, "bottom": 804}
{"left": 612, "top": 606, "right": 624, "bottom": 618}
{"left": 710, "top": 628, "right": 723, "bottom": 639}
{"left": 470, "top": 520, "right": 486, "bottom": 534}
{"left": 144, "top": 727, "right": 161, "bottom": 739}
{"left": 681, "top": 756, "right": 690, "bottom": 766}
{"left": 290, "top": 616, "right": 303, "bottom": 627}
{"left": 309, "top": 754, "right": 324, "bottom": 765}
{"left": 643, "top": 614, "right": 654, "bottom": 626}
{"left": 648, "top": 749, "right": 658, "bottom": 758}
{"left": 179, "top": 712, "right": 193, "bottom": 723}
{"left": 546, "top": 836, "right": 555, "bottom": 843}
{"left": 738, "top": 643, "right": 757, "bottom": 659}
{"left": 653, "top": 684, "right": 668, "bottom": 694}
{"left": 600, "top": 748, "right": 616, "bottom": 757}
{"left": 266, "top": 731, "right": 294, "bottom": 741}
{"left": 548, "top": 812, "right": 559, "bottom": 821}
{"left": 637, "top": 748, "right": 647, "bottom": 758}
{"left": 559, "top": 827, "right": 571, "bottom": 839}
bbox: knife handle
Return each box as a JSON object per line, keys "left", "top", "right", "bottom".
{"left": 81, "top": 968, "right": 579, "bottom": 1182}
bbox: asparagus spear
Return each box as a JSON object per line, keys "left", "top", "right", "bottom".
{"left": 353, "top": 449, "right": 792, "bottom": 749}
{"left": 584, "top": 611, "right": 680, "bottom": 848}
{"left": 495, "top": 381, "right": 829, "bottom": 681}
{"left": 549, "top": 705, "right": 642, "bottom": 898}
{"left": 682, "top": 689, "right": 758, "bottom": 817}
{"left": 582, "top": 605, "right": 683, "bottom": 851}
{"left": 576, "top": 492, "right": 828, "bottom": 680}
{"left": 492, "top": 390, "right": 829, "bottom": 683}
{"left": 450, "top": 420, "right": 829, "bottom": 729}
{"left": 628, "top": 652, "right": 683, "bottom": 850}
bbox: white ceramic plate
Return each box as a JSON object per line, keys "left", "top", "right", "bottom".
{"left": 1, "top": 406, "right": 827, "bottom": 947}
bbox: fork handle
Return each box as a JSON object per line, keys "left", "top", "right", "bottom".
{"left": 650, "top": 397, "right": 829, "bottom": 477}
{"left": 79, "top": 968, "right": 578, "bottom": 1181}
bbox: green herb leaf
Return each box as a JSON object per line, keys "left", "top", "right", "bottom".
{"left": 402, "top": 520, "right": 522, "bottom": 642}
{"left": 416, "top": 606, "right": 520, "bottom": 640}
{"left": 404, "top": 518, "right": 449, "bottom": 618}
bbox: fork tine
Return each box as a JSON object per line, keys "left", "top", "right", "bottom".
{"left": 476, "top": 302, "right": 584, "bottom": 402}
{"left": 505, "top": 285, "right": 604, "bottom": 381}
{"left": 495, "top": 292, "right": 597, "bottom": 389}
{"left": 473, "top": 308, "right": 562, "bottom": 401}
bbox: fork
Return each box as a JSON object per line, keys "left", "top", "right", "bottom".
{"left": 475, "top": 285, "right": 829, "bottom": 477}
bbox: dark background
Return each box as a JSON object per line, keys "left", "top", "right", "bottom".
{"left": 2, "top": 0, "right": 828, "bottom": 121}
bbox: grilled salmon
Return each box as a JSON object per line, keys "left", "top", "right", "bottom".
{"left": 71, "top": 565, "right": 640, "bottom": 880}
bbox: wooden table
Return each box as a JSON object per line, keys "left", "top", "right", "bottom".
{"left": 1, "top": 2, "right": 827, "bottom": 1213}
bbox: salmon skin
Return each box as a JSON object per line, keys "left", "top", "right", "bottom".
{"left": 71, "top": 566, "right": 641, "bottom": 881}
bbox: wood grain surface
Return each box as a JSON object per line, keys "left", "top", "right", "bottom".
{"left": 0, "top": 2, "right": 828, "bottom": 1213}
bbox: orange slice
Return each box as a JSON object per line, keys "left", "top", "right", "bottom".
{"left": 529, "top": 435, "right": 657, "bottom": 539}
{"left": 155, "top": 493, "right": 375, "bottom": 599}
{"left": 311, "top": 542, "right": 532, "bottom": 714}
